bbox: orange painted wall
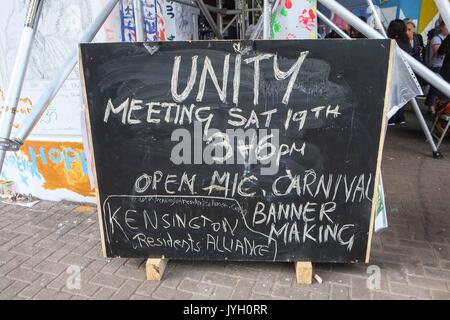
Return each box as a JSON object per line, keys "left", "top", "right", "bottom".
{"left": 3, "top": 140, "right": 94, "bottom": 199}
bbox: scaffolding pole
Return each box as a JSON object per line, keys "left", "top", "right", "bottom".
{"left": 217, "top": 0, "right": 223, "bottom": 35}
{"left": 263, "top": 0, "right": 271, "bottom": 39}
{"left": 317, "top": 10, "right": 350, "bottom": 39}
{"left": 250, "top": 0, "right": 277, "bottom": 40}
{"left": 434, "top": 0, "right": 450, "bottom": 30}
{"left": 366, "top": 0, "right": 387, "bottom": 37}
{"left": 2, "top": 0, "right": 120, "bottom": 176}
{"left": 0, "top": 0, "right": 44, "bottom": 173}
{"left": 133, "top": 0, "right": 145, "bottom": 41}
{"left": 196, "top": 0, "right": 223, "bottom": 39}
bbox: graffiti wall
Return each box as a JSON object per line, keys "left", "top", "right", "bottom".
{"left": 0, "top": 0, "right": 122, "bottom": 203}
{"left": 272, "top": 0, "right": 318, "bottom": 39}
{"left": 2, "top": 140, "right": 94, "bottom": 201}
{"left": 119, "top": 0, "right": 196, "bottom": 42}
{"left": 0, "top": 0, "right": 196, "bottom": 203}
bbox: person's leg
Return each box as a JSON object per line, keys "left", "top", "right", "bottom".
{"left": 425, "top": 67, "right": 441, "bottom": 113}
{"left": 395, "top": 108, "right": 405, "bottom": 124}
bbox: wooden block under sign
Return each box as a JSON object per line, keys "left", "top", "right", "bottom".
{"left": 146, "top": 258, "right": 168, "bottom": 281}
{"left": 295, "top": 261, "right": 313, "bottom": 284}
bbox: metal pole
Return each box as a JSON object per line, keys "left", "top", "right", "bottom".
{"left": 263, "top": 0, "right": 271, "bottom": 39}
{"left": 410, "top": 98, "right": 442, "bottom": 157}
{"left": 318, "top": 0, "right": 443, "bottom": 158}
{"left": 252, "top": 0, "right": 255, "bottom": 25}
{"left": 250, "top": 10, "right": 264, "bottom": 39}
{"left": 434, "top": 0, "right": 450, "bottom": 30}
{"left": 241, "top": 12, "right": 246, "bottom": 39}
{"left": 317, "top": 10, "right": 351, "bottom": 39}
{"left": 366, "top": 0, "right": 387, "bottom": 37}
{"left": 13, "top": 0, "right": 120, "bottom": 149}
{"left": 319, "top": 0, "right": 450, "bottom": 97}
{"left": 196, "top": 0, "right": 223, "bottom": 39}
{"left": 217, "top": 0, "right": 223, "bottom": 35}
{"left": 0, "top": 0, "right": 44, "bottom": 172}
{"left": 250, "top": 0, "right": 277, "bottom": 40}
{"left": 171, "top": 0, "right": 219, "bottom": 13}
{"left": 133, "top": 0, "right": 145, "bottom": 41}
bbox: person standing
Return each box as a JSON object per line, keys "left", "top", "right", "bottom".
{"left": 387, "top": 19, "right": 412, "bottom": 125}
{"left": 437, "top": 34, "right": 450, "bottom": 98}
{"left": 425, "top": 21, "right": 448, "bottom": 113}
{"left": 405, "top": 20, "right": 424, "bottom": 62}
{"left": 326, "top": 14, "right": 350, "bottom": 38}
{"left": 350, "top": 16, "right": 367, "bottom": 38}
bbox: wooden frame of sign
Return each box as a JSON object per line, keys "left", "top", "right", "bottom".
{"left": 80, "top": 39, "right": 394, "bottom": 283}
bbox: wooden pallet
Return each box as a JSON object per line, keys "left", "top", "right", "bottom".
{"left": 145, "top": 259, "right": 313, "bottom": 284}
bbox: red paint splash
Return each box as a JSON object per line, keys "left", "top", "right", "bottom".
{"left": 286, "top": 33, "right": 296, "bottom": 39}
{"left": 285, "top": 0, "right": 292, "bottom": 9}
{"left": 298, "top": 9, "right": 316, "bottom": 31}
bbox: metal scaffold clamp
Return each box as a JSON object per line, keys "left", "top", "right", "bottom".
{"left": 0, "top": 137, "right": 22, "bottom": 152}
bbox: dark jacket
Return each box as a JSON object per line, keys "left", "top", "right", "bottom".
{"left": 396, "top": 39, "right": 413, "bottom": 54}
{"left": 438, "top": 35, "right": 450, "bottom": 85}
{"left": 438, "top": 36, "right": 450, "bottom": 98}
{"left": 411, "top": 34, "right": 425, "bottom": 62}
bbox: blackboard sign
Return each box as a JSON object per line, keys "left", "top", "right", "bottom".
{"left": 80, "top": 40, "right": 393, "bottom": 262}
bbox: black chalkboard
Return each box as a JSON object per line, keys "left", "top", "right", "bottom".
{"left": 80, "top": 40, "right": 393, "bottom": 262}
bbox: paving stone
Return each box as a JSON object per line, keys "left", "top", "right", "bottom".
{"left": 33, "top": 288, "right": 72, "bottom": 300}
{"left": 351, "top": 278, "right": 372, "bottom": 300}
{"left": 59, "top": 253, "right": 93, "bottom": 268}
{"left": 431, "top": 290, "right": 450, "bottom": 300}
{"left": 110, "top": 280, "right": 142, "bottom": 300}
{"left": 6, "top": 267, "right": 41, "bottom": 284}
{"left": 114, "top": 264, "right": 146, "bottom": 281}
{"left": 0, "top": 281, "right": 28, "bottom": 299}
{"left": 389, "top": 282, "right": 432, "bottom": 300}
{"left": 202, "top": 272, "right": 238, "bottom": 288}
{"left": 210, "top": 285, "right": 234, "bottom": 300}
{"left": 0, "top": 277, "right": 13, "bottom": 291}
{"left": 92, "top": 287, "right": 116, "bottom": 300}
{"left": 17, "top": 273, "right": 55, "bottom": 299}
{"left": 271, "top": 283, "right": 311, "bottom": 300}
{"left": 90, "top": 272, "right": 125, "bottom": 290}
{"left": 130, "top": 294, "right": 149, "bottom": 300}
{"left": 407, "top": 275, "right": 449, "bottom": 291}
{"left": 330, "top": 284, "right": 350, "bottom": 300}
{"left": 250, "top": 293, "right": 277, "bottom": 300}
{"left": 152, "top": 286, "right": 179, "bottom": 300}
{"left": 178, "top": 279, "right": 215, "bottom": 297}
{"left": 34, "top": 260, "right": 67, "bottom": 276}
{"left": 135, "top": 281, "right": 160, "bottom": 297}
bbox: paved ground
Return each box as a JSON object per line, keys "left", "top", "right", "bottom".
{"left": 1, "top": 108, "right": 450, "bottom": 300}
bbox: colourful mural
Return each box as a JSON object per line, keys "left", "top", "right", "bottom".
{"left": 119, "top": 0, "right": 137, "bottom": 41}
{"left": 119, "top": 0, "right": 195, "bottom": 42}
{"left": 143, "top": 0, "right": 159, "bottom": 41}
{"left": 2, "top": 140, "right": 94, "bottom": 201}
{"left": 0, "top": 0, "right": 122, "bottom": 203}
{"left": 272, "top": 0, "right": 317, "bottom": 40}
{"left": 418, "top": 0, "right": 441, "bottom": 36}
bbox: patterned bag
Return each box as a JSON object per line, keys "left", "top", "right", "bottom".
{"left": 434, "top": 99, "right": 450, "bottom": 136}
